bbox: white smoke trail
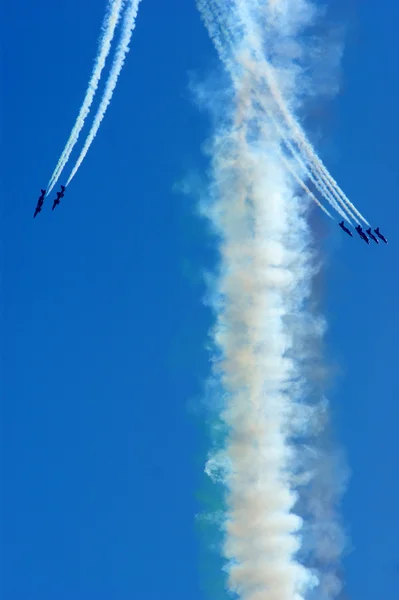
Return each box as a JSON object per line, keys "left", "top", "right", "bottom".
{"left": 66, "top": 0, "right": 142, "bottom": 186}
{"left": 196, "top": 1, "right": 346, "bottom": 599}
{"left": 254, "top": 92, "right": 352, "bottom": 223}
{"left": 260, "top": 62, "right": 369, "bottom": 226}
{"left": 47, "top": 0, "right": 125, "bottom": 195}
{"left": 278, "top": 151, "right": 333, "bottom": 220}
{"left": 202, "top": 0, "right": 369, "bottom": 225}
{"left": 234, "top": 0, "right": 369, "bottom": 226}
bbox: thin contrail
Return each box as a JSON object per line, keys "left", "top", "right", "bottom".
{"left": 47, "top": 0, "right": 125, "bottom": 195}
{"left": 196, "top": 1, "right": 346, "bottom": 599}
{"left": 66, "top": 0, "right": 142, "bottom": 186}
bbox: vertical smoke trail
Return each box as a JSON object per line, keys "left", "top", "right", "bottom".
{"left": 47, "top": 0, "right": 125, "bottom": 194}
{"left": 66, "top": 0, "right": 142, "bottom": 186}
{"left": 197, "top": 1, "right": 346, "bottom": 599}
{"left": 202, "top": 73, "right": 317, "bottom": 600}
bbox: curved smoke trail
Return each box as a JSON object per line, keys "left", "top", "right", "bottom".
{"left": 238, "top": 0, "right": 369, "bottom": 226}
{"left": 47, "top": 0, "right": 125, "bottom": 195}
{"left": 198, "top": 0, "right": 342, "bottom": 221}
{"left": 66, "top": 0, "right": 142, "bottom": 186}
{"left": 200, "top": 0, "right": 367, "bottom": 227}
{"left": 196, "top": 1, "right": 346, "bottom": 599}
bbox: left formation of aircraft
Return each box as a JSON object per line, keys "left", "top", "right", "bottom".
{"left": 339, "top": 221, "right": 388, "bottom": 246}
{"left": 33, "top": 185, "right": 66, "bottom": 218}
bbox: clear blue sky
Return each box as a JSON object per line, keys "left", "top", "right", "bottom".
{"left": 1, "top": 1, "right": 398, "bottom": 599}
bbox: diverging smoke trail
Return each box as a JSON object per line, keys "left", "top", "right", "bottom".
{"left": 66, "top": 0, "right": 142, "bottom": 186}
{"left": 197, "top": 2, "right": 346, "bottom": 599}
{"left": 47, "top": 0, "right": 125, "bottom": 195}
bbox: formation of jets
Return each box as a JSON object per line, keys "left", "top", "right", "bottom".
{"left": 33, "top": 186, "right": 388, "bottom": 252}
{"left": 33, "top": 185, "right": 66, "bottom": 218}
{"left": 339, "top": 221, "right": 388, "bottom": 245}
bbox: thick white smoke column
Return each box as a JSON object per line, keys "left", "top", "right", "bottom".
{"left": 66, "top": 0, "right": 142, "bottom": 186}
{"left": 47, "top": 0, "right": 125, "bottom": 194}
{"left": 197, "top": 1, "right": 346, "bottom": 599}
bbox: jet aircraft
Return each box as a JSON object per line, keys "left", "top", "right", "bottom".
{"left": 366, "top": 228, "right": 379, "bottom": 244}
{"left": 355, "top": 225, "right": 369, "bottom": 244}
{"left": 339, "top": 221, "right": 353, "bottom": 237}
{"left": 374, "top": 227, "right": 388, "bottom": 244}
{"left": 33, "top": 189, "right": 46, "bottom": 218}
{"left": 52, "top": 185, "right": 66, "bottom": 211}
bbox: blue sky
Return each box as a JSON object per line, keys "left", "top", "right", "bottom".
{"left": 1, "top": 1, "right": 398, "bottom": 599}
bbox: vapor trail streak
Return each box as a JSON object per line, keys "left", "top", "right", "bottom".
{"left": 47, "top": 0, "right": 125, "bottom": 194}
{"left": 66, "top": 0, "right": 142, "bottom": 186}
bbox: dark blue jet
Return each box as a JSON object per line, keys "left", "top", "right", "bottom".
{"left": 374, "top": 227, "right": 388, "bottom": 244}
{"left": 52, "top": 185, "right": 66, "bottom": 211}
{"left": 366, "top": 228, "right": 379, "bottom": 244}
{"left": 355, "top": 225, "right": 369, "bottom": 244}
{"left": 339, "top": 221, "right": 352, "bottom": 237}
{"left": 33, "top": 188, "right": 46, "bottom": 218}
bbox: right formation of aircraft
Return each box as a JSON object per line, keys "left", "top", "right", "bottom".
{"left": 33, "top": 185, "right": 66, "bottom": 218}
{"left": 339, "top": 221, "right": 388, "bottom": 245}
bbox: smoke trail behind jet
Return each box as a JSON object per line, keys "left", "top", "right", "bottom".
{"left": 196, "top": 1, "right": 346, "bottom": 598}
{"left": 200, "top": 0, "right": 367, "bottom": 227}
{"left": 66, "top": 0, "right": 142, "bottom": 186}
{"left": 47, "top": 0, "right": 125, "bottom": 195}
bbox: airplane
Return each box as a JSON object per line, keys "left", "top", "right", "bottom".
{"left": 374, "top": 227, "right": 388, "bottom": 244}
{"left": 338, "top": 221, "right": 353, "bottom": 237}
{"left": 355, "top": 225, "right": 369, "bottom": 244}
{"left": 33, "top": 189, "right": 46, "bottom": 218}
{"left": 55, "top": 185, "right": 65, "bottom": 200}
{"left": 366, "top": 228, "right": 379, "bottom": 244}
{"left": 52, "top": 185, "right": 66, "bottom": 211}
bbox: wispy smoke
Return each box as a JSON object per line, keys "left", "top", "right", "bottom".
{"left": 195, "top": 1, "right": 348, "bottom": 598}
